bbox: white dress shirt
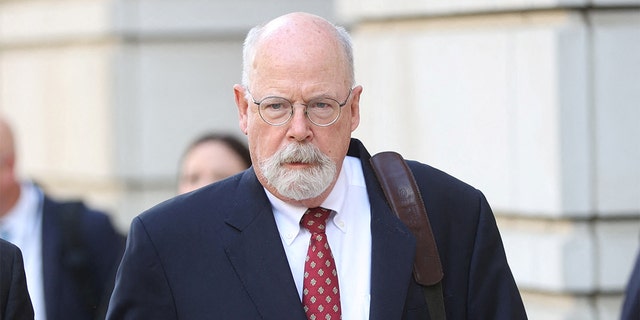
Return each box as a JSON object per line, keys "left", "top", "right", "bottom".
{"left": 0, "top": 182, "right": 47, "bottom": 320}
{"left": 268, "top": 156, "right": 372, "bottom": 319}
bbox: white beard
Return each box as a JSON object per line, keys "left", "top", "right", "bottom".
{"left": 260, "top": 142, "right": 336, "bottom": 201}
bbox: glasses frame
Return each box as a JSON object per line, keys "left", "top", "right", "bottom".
{"left": 247, "top": 88, "right": 353, "bottom": 127}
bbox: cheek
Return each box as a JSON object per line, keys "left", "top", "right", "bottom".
{"left": 246, "top": 131, "right": 270, "bottom": 164}
{"left": 332, "top": 121, "right": 355, "bottom": 155}
{"left": 318, "top": 130, "right": 351, "bottom": 158}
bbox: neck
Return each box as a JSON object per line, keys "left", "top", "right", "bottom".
{"left": 0, "top": 181, "right": 20, "bottom": 217}
{"left": 295, "top": 195, "right": 329, "bottom": 209}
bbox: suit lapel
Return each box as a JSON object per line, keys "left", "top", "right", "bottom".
{"left": 350, "top": 139, "right": 418, "bottom": 320}
{"left": 224, "top": 171, "right": 306, "bottom": 320}
{"left": 41, "top": 197, "right": 62, "bottom": 320}
{"left": 368, "top": 194, "right": 417, "bottom": 320}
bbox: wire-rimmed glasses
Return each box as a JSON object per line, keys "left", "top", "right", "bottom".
{"left": 247, "top": 88, "right": 352, "bottom": 127}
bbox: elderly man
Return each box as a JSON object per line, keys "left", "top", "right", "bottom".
{"left": 107, "top": 12, "right": 527, "bottom": 319}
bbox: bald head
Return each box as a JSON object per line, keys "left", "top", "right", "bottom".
{"left": 241, "top": 12, "right": 354, "bottom": 89}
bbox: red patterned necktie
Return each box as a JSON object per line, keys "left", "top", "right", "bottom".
{"left": 301, "top": 207, "right": 341, "bottom": 320}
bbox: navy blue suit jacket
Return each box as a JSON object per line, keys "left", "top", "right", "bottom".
{"left": 41, "top": 196, "right": 125, "bottom": 320}
{"left": 107, "top": 139, "right": 526, "bottom": 319}
{"left": 0, "top": 239, "right": 34, "bottom": 320}
{"left": 622, "top": 249, "right": 640, "bottom": 320}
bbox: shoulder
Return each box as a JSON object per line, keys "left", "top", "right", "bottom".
{"left": 0, "top": 239, "right": 21, "bottom": 260}
{"left": 355, "top": 141, "right": 485, "bottom": 212}
{"left": 405, "top": 160, "right": 481, "bottom": 199}
{"left": 137, "top": 169, "right": 262, "bottom": 229}
{"left": 0, "top": 239, "right": 24, "bottom": 276}
{"left": 127, "top": 170, "right": 266, "bottom": 259}
{"left": 403, "top": 160, "right": 488, "bottom": 229}
{"left": 44, "top": 196, "right": 115, "bottom": 229}
{"left": 42, "top": 195, "right": 125, "bottom": 253}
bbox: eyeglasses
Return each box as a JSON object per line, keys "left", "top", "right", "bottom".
{"left": 247, "top": 88, "right": 352, "bottom": 127}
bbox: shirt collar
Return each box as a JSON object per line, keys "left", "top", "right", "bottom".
{"left": 267, "top": 156, "right": 356, "bottom": 246}
{"left": 0, "top": 182, "right": 42, "bottom": 242}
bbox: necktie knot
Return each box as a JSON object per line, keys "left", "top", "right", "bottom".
{"left": 301, "top": 207, "right": 331, "bottom": 234}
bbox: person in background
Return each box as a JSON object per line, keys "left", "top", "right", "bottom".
{"left": 177, "top": 132, "right": 251, "bottom": 194}
{"left": 621, "top": 249, "right": 640, "bottom": 319}
{"left": 0, "top": 115, "right": 125, "bottom": 320}
{"left": 0, "top": 238, "right": 34, "bottom": 320}
{"left": 107, "top": 12, "right": 526, "bottom": 319}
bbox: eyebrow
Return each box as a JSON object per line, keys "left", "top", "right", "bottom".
{"left": 262, "top": 92, "right": 341, "bottom": 102}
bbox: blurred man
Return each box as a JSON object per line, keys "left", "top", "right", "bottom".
{"left": 0, "top": 115, "right": 125, "bottom": 320}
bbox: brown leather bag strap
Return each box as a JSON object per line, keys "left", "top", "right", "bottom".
{"left": 370, "top": 151, "right": 446, "bottom": 319}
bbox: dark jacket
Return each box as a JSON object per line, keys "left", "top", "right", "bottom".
{"left": 42, "top": 196, "right": 125, "bottom": 320}
{"left": 621, "top": 249, "right": 640, "bottom": 320}
{"left": 0, "top": 238, "right": 34, "bottom": 320}
{"left": 107, "top": 138, "right": 527, "bottom": 319}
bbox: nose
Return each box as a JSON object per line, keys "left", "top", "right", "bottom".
{"left": 287, "top": 105, "right": 312, "bottom": 142}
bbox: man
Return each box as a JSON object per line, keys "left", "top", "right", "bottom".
{"left": 177, "top": 132, "right": 251, "bottom": 194}
{"left": 107, "top": 12, "right": 527, "bottom": 319}
{"left": 0, "top": 238, "right": 34, "bottom": 320}
{"left": 0, "top": 116, "right": 125, "bottom": 320}
{"left": 621, "top": 249, "right": 640, "bottom": 319}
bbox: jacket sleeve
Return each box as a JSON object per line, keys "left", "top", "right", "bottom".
{"left": 467, "top": 191, "right": 528, "bottom": 319}
{"left": 106, "top": 217, "right": 177, "bottom": 320}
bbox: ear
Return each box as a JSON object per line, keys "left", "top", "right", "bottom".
{"left": 349, "top": 85, "right": 362, "bottom": 132}
{"left": 234, "top": 84, "right": 249, "bottom": 135}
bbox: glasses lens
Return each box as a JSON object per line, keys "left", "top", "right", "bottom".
{"left": 258, "top": 98, "right": 293, "bottom": 125}
{"left": 306, "top": 99, "right": 340, "bottom": 126}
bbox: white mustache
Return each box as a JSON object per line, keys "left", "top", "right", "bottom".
{"left": 276, "top": 143, "right": 325, "bottom": 164}
{"left": 260, "top": 142, "right": 336, "bottom": 200}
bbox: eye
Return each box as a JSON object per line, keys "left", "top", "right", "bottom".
{"left": 308, "top": 100, "right": 338, "bottom": 116}
{"left": 312, "top": 102, "right": 331, "bottom": 109}
{"left": 263, "top": 102, "right": 285, "bottom": 111}
{"left": 259, "top": 97, "right": 291, "bottom": 113}
{"left": 309, "top": 99, "right": 338, "bottom": 110}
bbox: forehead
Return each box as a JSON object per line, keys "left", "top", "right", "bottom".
{"left": 250, "top": 20, "right": 349, "bottom": 91}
